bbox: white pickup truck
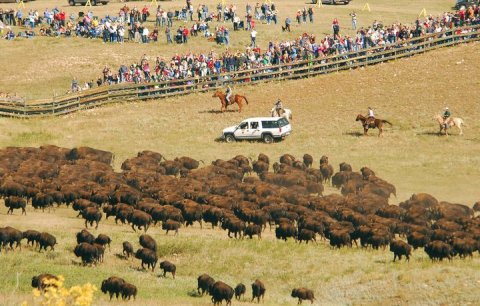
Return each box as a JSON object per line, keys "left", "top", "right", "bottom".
{"left": 222, "top": 117, "right": 292, "bottom": 144}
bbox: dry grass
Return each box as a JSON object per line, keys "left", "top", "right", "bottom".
{"left": 0, "top": 0, "right": 454, "bottom": 98}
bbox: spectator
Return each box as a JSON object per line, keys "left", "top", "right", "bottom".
{"left": 296, "top": 10, "right": 301, "bottom": 25}
{"left": 224, "top": 27, "right": 229, "bottom": 45}
{"left": 142, "top": 25, "right": 149, "bottom": 43}
{"left": 283, "top": 17, "right": 291, "bottom": 32}
{"left": 142, "top": 6, "right": 149, "bottom": 23}
{"left": 350, "top": 11, "right": 357, "bottom": 30}
{"left": 302, "top": 7, "right": 307, "bottom": 24}
{"left": 332, "top": 18, "right": 340, "bottom": 37}
{"left": 308, "top": 7, "right": 314, "bottom": 23}
{"left": 250, "top": 28, "right": 257, "bottom": 47}
{"left": 165, "top": 26, "right": 172, "bottom": 43}
{"left": 182, "top": 26, "right": 189, "bottom": 43}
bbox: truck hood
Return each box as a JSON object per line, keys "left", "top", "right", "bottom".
{"left": 223, "top": 125, "right": 237, "bottom": 134}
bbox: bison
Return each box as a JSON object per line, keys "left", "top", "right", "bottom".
{"left": 424, "top": 241, "right": 454, "bottom": 261}
{"left": 122, "top": 241, "right": 134, "bottom": 258}
{"left": 23, "top": 230, "right": 41, "bottom": 247}
{"left": 101, "top": 276, "right": 125, "bottom": 300}
{"left": 120, "top": 282, "right": 137, "bottom": 300}
{"left": 74, "top": 242, "right": 99, "bottom": 265}
{"left": 38, "top": 232, "right": 57, "bottom": 252}
{"left": 128, "top": 210, "right": 152, "bottom": 232}
{"left": 390, "top": 240, "right": 412, "bottom": 262}
{"left": 135, "top": 248, "right": 158, "bottom": 271}
{"left": 291, "top": 287, "right": 315, "bottom": 304}
{"left": 162, "top": 219, "right": 181, "bottom": 235}
{"left": 5, "top": 196, "right": 27, "bottom": 215}
{"left": 81, "top": 207, "right": 102, "bottom": 229}
{"left": 297, "top": 229, "right": 317, "bottom": 244}
{"left": 76, "top": 229, "right": 95, "bottom": 245}
{"left": 210, "top": 281, "right": 234, "bottom": 306}
{"left": 234, "top": 283, "right": 246, "bottom": 300}
{"left": 251, "top": 279, "right": 266, "bottom": 303}
{"left": 94, "top": 234, "right": 112, "bottom": 249}
{"left": 139, "top": 234, "right": 157, "bottom": 252}
{"left": 32, "top": 273, "right": 59, "bottom": 291}
{"left": 159, "top": 260, "right": 176, "bottom": 279}
{"left": 197, "top": 273, "right": 215, "bottom": 296}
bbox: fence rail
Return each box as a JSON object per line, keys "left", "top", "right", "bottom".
{"left": 1, "top": 25, "right": 479, "bottom": 118}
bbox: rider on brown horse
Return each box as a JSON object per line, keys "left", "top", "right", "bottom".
{"left": 365, "top": 107, "right": 375, "bottom": 128}
{"left": 226, "top": 86, "right": 233, "bottom": 104}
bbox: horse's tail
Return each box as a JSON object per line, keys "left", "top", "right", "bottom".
{"left": 382, "top": 120, "right": 393, "bottom": 126}
{"left": 241, "top": 95, "right": 249, "bottom": 105}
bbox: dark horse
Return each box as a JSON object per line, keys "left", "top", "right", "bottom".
{"left": 212, "top": 91, "right": 249, "bottom": 113}
{"left": 356, "top": 114, "right": 392, "bottom": 137}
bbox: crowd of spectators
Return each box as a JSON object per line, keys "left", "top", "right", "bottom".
{"left": 75, "top": 5, "right": 479, "bottom": 91}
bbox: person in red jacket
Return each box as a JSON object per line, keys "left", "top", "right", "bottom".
{"left": 182, "top": 26, "right": 189, "bottom": 43}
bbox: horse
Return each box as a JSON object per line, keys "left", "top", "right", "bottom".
{"left": 212, "top": 91, "right": 249, "bottom": 113}
{"left": 271, "top": 107, "right": 293, "bottom": 121}
{"left": 434, "top": 114, "right": 464, "bottom": 136}
{"left": 355, "top": 114, "right": 392, "bottom": 137}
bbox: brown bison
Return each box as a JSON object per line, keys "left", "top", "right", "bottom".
{"left": 5, "top": 196, "right": 27, "bottom": 215}
{"left": 390, "top": 240, "right": 412, "bottom": 262}
{"left": 38, "top": 232, "right": 57, "bottom": 252}
{"left": 76, "top": 229, "right": 95, "bottom": 245}
{"left": 291, "top": 287, "right": 315, "bottom": 304}
{"left": 120, "top": 282, "right": 137, "bottom": 300}
{"left": 23, "top": 230, "right": 41, "bottom": 247}
{"left": 424, "top": 241, "right": 454, "bottom": 261}
{"left": 162, "top": 219, "right": 181, "bottom": 235}
{"left": 32, "top": 273, "right": 59, "bottom": 290}
{"left": 74, "top": 242, "right": 99, "bottom": 265}
{"left": 135, "top": 248, "right": 158, "bottom": 271}
{"left": 210, "top": 281, "right": 234, "bottom": 306}
{"left": 197, "top": 273, "right": 215, "bottom": 296}
{"left": 139, "top": 234, "right": 157, "bottom": 252}
{"left": 159, "top": 261, "right": 176, "bottom": 279}
{"left": 234, "top": 283, "right": 246, "bottom": 300}
{"left": 122, "top": 241, "right": 134, "bottom": 258}
{"left": 101, "top": 276, "right": 125, "bottom": 300}
{"left": 251, "top": 279, "right": 266, "bottom": 303}
{"left": 81, "top": 207, "right": 102, "bottom": 229}
{"left": 128, "top": 210, "right": 152, "bottom": 232}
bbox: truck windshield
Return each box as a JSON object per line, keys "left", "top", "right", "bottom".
{"left": 277, "top": 118, "right": 289, "bottom": 127}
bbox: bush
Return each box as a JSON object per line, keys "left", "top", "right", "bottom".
{"left": 23, "top": 275, "right": 97, "bottom": 306}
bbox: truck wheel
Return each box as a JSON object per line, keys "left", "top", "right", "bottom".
{"left": 225, "top": 134, "right": 235, "bottom": 143}
{"left": 92, "top": 0, "right": 97, "bottom": 6}
{"left": 262, "top": 134, "right": 274, "bottom": 144}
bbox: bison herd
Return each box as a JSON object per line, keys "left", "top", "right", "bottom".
{"left": 0, "top": 145, "right": 479, "bottom": 303}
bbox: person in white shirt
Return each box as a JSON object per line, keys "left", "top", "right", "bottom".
{"left": 142, "top": 26, "right": 149, "bottom": 43}
{"left": 250, "top": 29, "right": 257, "bottom": 47}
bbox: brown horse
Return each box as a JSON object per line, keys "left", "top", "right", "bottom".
{"left": 212, "top": 91, "right": 249, "bottom": 113}
{"left": 356, "top": 114, "right": 392, "bottom": 137}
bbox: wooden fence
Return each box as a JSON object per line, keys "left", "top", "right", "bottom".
{"left": 0, "top": 25, "right": 478, "bottom": 118}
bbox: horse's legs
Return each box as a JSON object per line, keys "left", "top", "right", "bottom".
{"left": 238, "top": 101, "right": 242, "bottom": 113}
{"left": 458, "top": 124, "right": 463, "bottom": 135}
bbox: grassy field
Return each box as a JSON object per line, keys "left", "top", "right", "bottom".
{"left": 0, "top": 40, "right": 478, "bottom": 306}
{"left": 0, "top": 0, "right": 479, "bottom": 305}
{"left": 0, "top": 0, "right": 454, "bottom": 98}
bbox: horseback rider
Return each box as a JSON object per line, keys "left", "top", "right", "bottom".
{"left": 442, "top": 107, "right": 451, "bottom": 128}
{"left": 365, "top": 107, "right": 375, "bottom": 128}
{"left": 274, "top": 99, "right": 283, "bottom": 116}
{"left": 225, "top": 85, "right": 233, "bottom": 104}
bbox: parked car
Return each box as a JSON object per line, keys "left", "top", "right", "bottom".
{"left": 312, "top": 0, "right": 351, "bottom": 5}
{"left": 455, "top": 0, "right": 479, "bottom": 9}
{"left": 222, "top": 117, "right": 292, "bottom": 144}
{"left": 68, "top": 0, "right": 109, "bottom": 6}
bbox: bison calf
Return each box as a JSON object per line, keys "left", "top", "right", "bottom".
{"left": 120, "top": 282, "right": 137, "bottom": 300}
{"left": 159, "top": 260, "right": 176, "bottom": 279}
{"left": 234, "top": 283, "right": 246, "bottom": 300}
{"left": 291, "top": 287, "right": 315, "bottom": 304}
{"left": 123, "top": 241, "right": 134, "bottom": 258}
{"left": 162, "top": 219, "right": 181, "bottom": 235}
